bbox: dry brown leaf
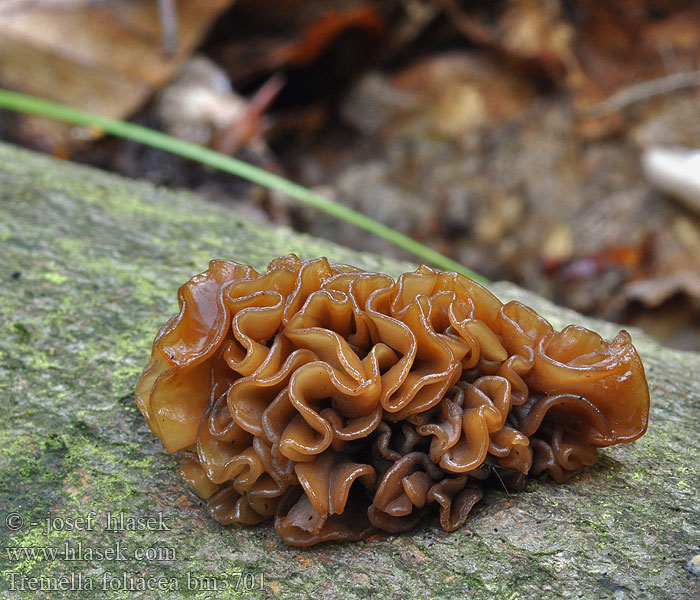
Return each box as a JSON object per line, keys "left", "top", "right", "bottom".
{"left": 433, "top": 0, "right": 700, "bottom": 132}
{"left": 435, "top": 0, "right": 576, "bottom": 81}
{"left": 621, "top": 272, "right": 700, "bottom": 308}
{"left": 206, "top": 0, "right": 387, "bottom": 87}
{"left": 0, "top": 0, "right": 236, "bottom": 147}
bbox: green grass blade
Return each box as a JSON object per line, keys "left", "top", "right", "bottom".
{"left": 0, "top": 89, "right": 488, "bottom": 283}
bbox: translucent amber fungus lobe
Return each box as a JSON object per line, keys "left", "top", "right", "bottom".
{"left": 135, "top": 255, "right": 650, "bottom": 546}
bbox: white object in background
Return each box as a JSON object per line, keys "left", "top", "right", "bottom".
{"left": 642, "top": 146, "right": 700, "bottom": 216}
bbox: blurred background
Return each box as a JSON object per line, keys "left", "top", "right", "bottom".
{"left": 0, "top": 0, "right": 699, "bottom": 350}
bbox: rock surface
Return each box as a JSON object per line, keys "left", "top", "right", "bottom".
{"left": 0, "top": 143, "right": 698, "bottom": 600}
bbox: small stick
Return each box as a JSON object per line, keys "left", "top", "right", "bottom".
{"left": 157, "top": 0, "right": 178, "bottom": 57}
{"left": 588, "top": 70, "right": 700, "bottom": 116}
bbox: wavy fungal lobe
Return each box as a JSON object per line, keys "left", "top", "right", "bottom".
{"left": 135, "top": 255, "right": 650, "bottom": 546}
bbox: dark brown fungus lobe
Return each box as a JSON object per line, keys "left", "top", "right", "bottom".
{"left": 135, "top": 255, "right": 650, "bottom": 546}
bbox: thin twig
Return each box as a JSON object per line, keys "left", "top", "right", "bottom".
{"left": 433, "top": 0, "right": 493, "bottom": 46}
{"left": 588, "top": 70, "right": 700, "bottom": 117}
{"left": 157, "top": 0, "right": 178, "bottom": 57}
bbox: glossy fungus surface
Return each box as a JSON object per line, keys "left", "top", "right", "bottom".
{"left": 136, "top": 255, "right": 650, "bottom": 546}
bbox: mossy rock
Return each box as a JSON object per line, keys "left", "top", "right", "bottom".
{"left": 0, "top": 143, "right": 698, "bottom": 600}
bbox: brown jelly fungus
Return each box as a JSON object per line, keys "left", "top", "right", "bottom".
{"left": 136, "top": 255, "right": 650, "bottom": 546}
